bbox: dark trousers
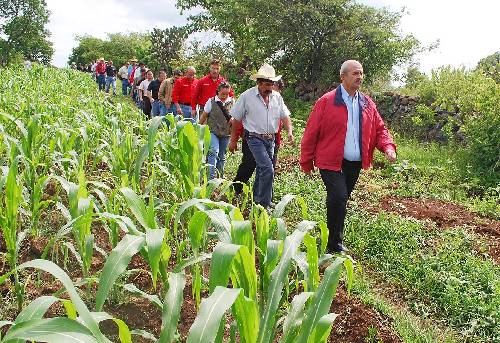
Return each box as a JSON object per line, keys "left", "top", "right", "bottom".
{"left": 319, "top": 160, "right": 361, "bottom": 251}
{"left": 233, "top": 138, "right": 281, "bottom": 195}
{"left": 233, "top": 138, "right": 256, "bottom": 195}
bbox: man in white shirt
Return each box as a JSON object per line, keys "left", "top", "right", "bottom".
{"left": 118, "top": 62, "right": 130, "bottom": 95}
{"left": 229, "top": 63, "right": 293, "bottom": 209}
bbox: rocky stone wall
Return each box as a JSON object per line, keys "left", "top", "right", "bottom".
{"left": 294, "top": 85, "right": 460, "bottom": 142}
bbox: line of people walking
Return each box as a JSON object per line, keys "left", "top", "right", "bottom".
{"left": 86, "top": 56, "right": 398, "bottom": 257}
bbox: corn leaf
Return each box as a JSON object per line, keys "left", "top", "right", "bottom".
{"left": 158, "top": 272, "right": 186, "bottom": 343}
{"left": 296, "top": 257, "right": 345, "bottom": 341}
{"left": 306, "top": 313, "right": 339, "bottom": 343}
{"left": 145, "top": 228, "right": 166, "bottom": 288}
{"left": 186, "top": 286, "right": 242, "bottom": 343}
{"left": 257, "top": 229, "right": 309, "bottom": 343}
{"left": 13, "top": 260, "right": 108, "bottom": 342}
{"left": 280, "top": 292, "right": 313, "bottom": 343}
{"left": 95, "top": 234, "right": 146, "bottom": 311}
{"left": 2, "top": 318, "right": 99, "bottom": 343}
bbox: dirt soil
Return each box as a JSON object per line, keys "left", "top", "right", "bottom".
{"left": 275, "top": 154, "right": 299, "bottom": 174}
{"left": 378, "top": 196, "right": 500, "bottom": 264}
{"left": 330, "top": 287, "right": 402, "bottom": 343}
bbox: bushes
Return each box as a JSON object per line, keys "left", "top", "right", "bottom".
{"left": 404, "top": 66, "right": 500, "bottom": 189}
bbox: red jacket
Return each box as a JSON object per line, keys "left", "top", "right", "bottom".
{"left": 172, "top": 76, "right": 198, "bottom": 105}
{"left": 300, "top": 88, "right": 396, "bottom": 172}
{"left": 96, "top": 62, "right": 106, "bottom": 75}
{"left": 191, "top": 74, "right": 234, "bottom": 110}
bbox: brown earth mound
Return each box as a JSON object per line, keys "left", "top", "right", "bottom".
{"left": 379, "top": 196, "right": 500, "bottom": 264}
{"left": 330, "top": 287, "right": 402, "bottom": 343}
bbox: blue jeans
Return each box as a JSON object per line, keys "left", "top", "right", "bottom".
{"left": 161, "top": 104, "right": 177, "bottom": 116}
{"left": 151, "top": 100, "right": 161, "bottom": 117}
{"left": 178, "top": 104, "right": 194, "bottom": 121}
{"left": 97, "top": 74, "right": 106, "bottom": 91}
{"left": 105, "top": 76, "right": 116, "bottom": 94}
{"left": 121, "top": 79, "right": 129, "bottom": 95}
{"left": 247, "top": 136, "right": 275, "bottom": 208}
{"left": 207, "top": 133, "right": 229, "bottom": 179}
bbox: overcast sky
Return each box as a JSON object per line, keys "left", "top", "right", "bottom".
{"left": 46, "top": 0, "right": 499, "bottom": 74}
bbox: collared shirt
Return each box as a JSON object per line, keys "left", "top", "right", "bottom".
{"left": 340, "top": 84, "right": 361, "bottom": 161}
{"left": 172, "top": 76, "right": 198, "bottom": 105}
{"left": 231, "top": 86, "right": 290, "bottom": 134}
{"left": 204, "top": 95, "right": 233, "bottom": 113}
{"left": 118, "top": 66, "right": 129, "bottom": 79}
{"left": 191, "top": 74, "right": 234, "bottom": 110}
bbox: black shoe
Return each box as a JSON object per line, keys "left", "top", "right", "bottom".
{"left": 327, "top": 244, "right": 349, "bottom": 254}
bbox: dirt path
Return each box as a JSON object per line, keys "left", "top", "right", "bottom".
{"left": 376, "top": 196, "right": 500, "bottom": 264}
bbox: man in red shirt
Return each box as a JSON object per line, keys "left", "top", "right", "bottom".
{"left": 191, "top": 59, "right": 233, "bottom": 118}
{"left": 300, "top": 59, "right": 396, "bottom": 254}
{"left": 95, "top": 57, "right": 106, "bottom": 91}
{"left": 172, "top": 66, "right": 198, "bottom": 120}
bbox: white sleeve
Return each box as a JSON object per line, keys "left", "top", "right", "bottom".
{"left": 279, "top": 96, "right": 291, "bottom": 118}
{"left": 204, "top": 99, "right": 212, "bottom": 113}
{"left": 230, "top": 94, "right": 245, "bottom": 121}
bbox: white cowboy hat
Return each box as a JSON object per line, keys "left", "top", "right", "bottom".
{"left": 250, "top": 63, "right": 282, "bottom": 82}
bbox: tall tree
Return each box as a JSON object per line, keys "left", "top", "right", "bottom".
{"left": 0, "top": 0, "right": 54, "bottom": 65}
{"left": 176, "top": 0, "right": 420, "bottom": 87}
{"left": 476, "top": 51, "right": 499, "bottom": 83}
{"left": 68, "top": 32, "right": 150, "bottom": 68}
{"left": 149, "top": 26, "right": 189, "bottom": 74}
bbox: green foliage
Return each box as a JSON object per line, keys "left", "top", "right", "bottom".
{"left": 345, "top": 212, "right": 500, "bottom": 342}
{"left": 0, "top": 0, "right": 53, "bottom": 65}
{"left": 176, "top": 0, "right": 420, "bottom": 87}
{"left": 475, "top": 51, "right": 499, "bottom": 83}
{"left": 403, "top": 66, "right": 500, "bottom": 188}
{"left": 68, "top": 32, "right": 151, "bottom": 67}
{"left": 149, "top": 26, "right": 189, "bottom": 73}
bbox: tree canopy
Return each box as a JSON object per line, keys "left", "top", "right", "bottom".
{"left": 0, "top": 0, "right": 54, "bottom": 65}
{"left": 176, "top": 0, "right": 420, "bottom": 87}
{"left": 68, "top": 33, "right": 151, "bottom": 68}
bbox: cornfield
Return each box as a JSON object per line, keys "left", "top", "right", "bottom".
{"left": 0, "top": 64, "right": 353, "bottom": 342}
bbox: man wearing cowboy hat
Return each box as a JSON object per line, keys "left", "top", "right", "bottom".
{"left": 229, "top": 63, "right": 294, "bottom": 209}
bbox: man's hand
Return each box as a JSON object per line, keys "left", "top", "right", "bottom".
{"left": 286, "top": 130, "right": 295, "bottom": 146}
{"left": 303, "top": 166, "right": 315, "bottom": 176}
{"left": 385, "top": 149, "right": 397, "bottom": 162}
{"left": 191, "top": 109, "right": 197, "bottom": 117}
{"left": 228, "top": 140, "right": 238, "bottom": 153}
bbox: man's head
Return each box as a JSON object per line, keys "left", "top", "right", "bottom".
{"left": 108, "top": 60, "right": 113, "bottom": 65}
{"left": 158, "top": 70, "right": 167, "bottom": 82}
{"left": 185, "top": 66, "right": 196, "bottom": 79}
{"left": 146, "top": 70, "right": 153, "bottom": 80}
{"left": 173, "top": 69, "right": 183, "bottom": 80}
{"left": 209, "top": 59, "right": 221, "bottom": 79}
{"left": 340, "top": 60, "right": 363, "bottom": 93}
{"left": 257, "top": 78, "right": 275, "bottom": 96}
{"left": 273, "top": 79, "right": 284, "bottom": 93}
{"left": 216, "top": 82, "right": 231, "bottom": 101}
{"left": 125, "top": 61, "right": 130, "bottom": 67}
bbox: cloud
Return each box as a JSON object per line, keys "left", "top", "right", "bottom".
{"left": 46, "top": 0, "right": 191, "bottom": 66}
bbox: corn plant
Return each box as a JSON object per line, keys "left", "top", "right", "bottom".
{"left": 0, "top": 151, "right": 26, "bottom": 310}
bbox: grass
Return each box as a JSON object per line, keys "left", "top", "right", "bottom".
{"left": 222, "top": 114, "right": 500, "bottom": 342}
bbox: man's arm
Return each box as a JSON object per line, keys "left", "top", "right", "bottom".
{"left": 229, "top": 119, "right": 242, "bottom": 153}
{"left": 158, "top": 80, "right": 167, "bottom": 103}
{"left": 299, "top": 97, "right": 324, "bottom": 174}
{"left": 373, "top": 106, "right": 397, "bottom": 162}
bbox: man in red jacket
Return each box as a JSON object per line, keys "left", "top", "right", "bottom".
{"left": 95, "top": 57, "right": 106, "bottom": 91}
{"left": 172, "top": 66, "right": 198, "bottom": 120}
{"left": 191, "top": 59, "right": 233, "bottom": 117}
{"left": 300, "top": 60, "right": 396, "bottom": 254}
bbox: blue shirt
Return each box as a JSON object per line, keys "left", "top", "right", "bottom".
{"left": 340, "top": 84, "right": 361, "bottom": 161}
